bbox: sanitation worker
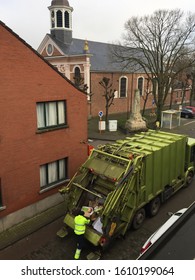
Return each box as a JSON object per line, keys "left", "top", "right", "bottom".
{"left": 74, "top": 209, "right": 90, "bottom": 259}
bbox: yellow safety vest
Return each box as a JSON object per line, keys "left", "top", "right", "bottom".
{"left": 74, "top": 215, "right": 90, "bottom": 235}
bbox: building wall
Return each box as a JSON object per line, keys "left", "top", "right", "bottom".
{"left": 39, "top": 41, "right": 191, "bottom": 119}
{"left": 89, "top": 72, "right": 156, "bottom": 117}
{"left": 0, "top": 23, "right": 88, "bottom": 225}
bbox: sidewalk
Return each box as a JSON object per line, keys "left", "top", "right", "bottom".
{"left": 0, "top": 202, "right": 67, "bottom": 251}
{"left": 88, "top": 115, "right": 135, "bottom": 141}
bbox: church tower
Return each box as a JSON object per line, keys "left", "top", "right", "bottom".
{"left": 48, "top": 0, "right": 73, "bottom": 45}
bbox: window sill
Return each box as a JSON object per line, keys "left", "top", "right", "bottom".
{"left": 36, "top": 124, "right": 69, "bottom": 134}
{"left": 39, "top": 179, "right": 70, "bottom": 194}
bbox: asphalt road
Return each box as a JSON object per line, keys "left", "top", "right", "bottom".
{"left": 0, "top": 181, "right": 194, "bottom": 260}
{"left": 1, "top": 118, "right": 195, "bottom": 260}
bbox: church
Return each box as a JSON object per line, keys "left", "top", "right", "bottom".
{"left": 37, "top": 0, "right": 188, "bottom": 118}
{"left": 37, "top": 0, "right": 154, "bottom": 118}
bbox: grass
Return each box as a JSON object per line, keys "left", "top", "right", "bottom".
{"left": 87, "top": 109, "right": 158, "bottom": 139}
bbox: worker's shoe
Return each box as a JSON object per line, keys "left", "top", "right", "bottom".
{"left": 74, "top": 249, "right": 81, "bottom": 260}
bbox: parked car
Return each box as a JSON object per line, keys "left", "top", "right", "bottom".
{"left": 185, "top": 106, "right": 195, "bottom": 114}
{"left": 180, "top": 108, "right": 194, "bottom": 118}
{"left": 140, "top": 208, "right": 187, "bottom": 255}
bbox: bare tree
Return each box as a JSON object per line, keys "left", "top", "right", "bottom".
{"left": 73, "top": 75, "right": 88, "bottom": 92}
{"left": 99, "top": 77, "right": 116, "bottom": 125}
{"left": 141, "top": 77, "right": 153, "bottom": 116}
{"left": 185, "top": 68, "right": 195, "bottom": 105}
{"left": 112, "top": 9, "right": 195, "bottom": 121}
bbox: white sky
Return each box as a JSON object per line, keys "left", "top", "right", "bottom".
{"left": 1, "top": 0, "right": 195, "bottom": 49}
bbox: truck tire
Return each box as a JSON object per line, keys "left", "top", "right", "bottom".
{"left": 186, "top": 171, "right": 194, "bottom": 187}
{"left": 148, "top": 196, "right": 161, "bottom": 217}
{"left": 132, "top": 208, "right": 146, "bottom": 230}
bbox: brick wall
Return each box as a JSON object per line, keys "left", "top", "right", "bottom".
{"left": 0, "top": 23, "right": 88, "bottom": 218}
{"left": 90, "top": 72, "right": 155, "bottom": 117}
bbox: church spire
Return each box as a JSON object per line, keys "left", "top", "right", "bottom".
{"left": 48, "top": 0, "right": 73, "bottom": 45}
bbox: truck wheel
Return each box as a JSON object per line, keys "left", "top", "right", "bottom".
{"left": 132, "top": 208, "right": 146, "bottom": 230}
{"left": 186, "top": 171, "right": 194, "bottom": 186}
{"left": 148, "top": 196, "right": 161, "bottom": 217}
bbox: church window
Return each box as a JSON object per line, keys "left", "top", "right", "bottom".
{"left": 138, "top": 77, "right": 144, "bottom": 95}
{"left": 74, "top": 67, "right": 81, "bottom": 86}
{"left": 51, "top": 11, "right": 55, "bottom": 28}
{"left": 47, "top": 44, "right": 53, "bottom": 56}
{"left": 119, "top": 77, "right": 127, "bottom": 98}
{"left": 57, "top": 10, "right": 63, "bottom": 27}
{"left": 64, "top": 11, "right": 70, "bottom": 28}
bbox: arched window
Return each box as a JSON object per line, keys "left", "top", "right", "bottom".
{"left": 64, "top": 11, "right": 70, "bottom": 28}
{"left": 119, "top": 77, "right": 127, "bottom": 97}
{"left": 74, "top": 67, "right": 81, "bottom": 86}
{"left": 57, "top": 10, "right": 63, "bottom": 27}
{"left": 51, "top": 11, "right": 55, "bottom": 28}
{"left": 138, "top": 77, "right": 144, "bottom": 95}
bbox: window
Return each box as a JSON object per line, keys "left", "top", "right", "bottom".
{"left": 51, "top": 11, "right": 55, "bottom": 28}
{"left": 138, "top": 77, "right": 144, "bottom": 95}
{"left": 152, "top": 77, "right": 158, "bottom": 95}
{"left": 57, "top": 10, "right": 63, "bottom": 27}
{"left": 40, "top": 158, "right": 68, "bottom": 190}
{"left": 119, "top": 77, "right": 127, "bottom": 98}
{"left": 74, "top": 67, "right": 81, "bottom": 86}
{"left": 46, "top": 44, "right": 53, "bottom": 56}
{"left": 64, "top": 11, "right": 70, "bottom": 28}
{"left": 36, "top": 100, "right": 66, "bottom": 130}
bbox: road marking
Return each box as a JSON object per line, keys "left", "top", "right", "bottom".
{"left": 183, "top": 120, "right": 195, "bottom": 126}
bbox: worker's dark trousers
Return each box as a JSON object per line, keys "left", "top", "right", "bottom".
{"left": 74, "top": 234, "right": 85, "bottom": 259}
{"left": 76, "top": 234, "right": 85, "bottom": 250}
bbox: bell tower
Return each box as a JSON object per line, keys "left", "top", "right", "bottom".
{"left": 48, "top": 0, "right": 73, "bottom": 45}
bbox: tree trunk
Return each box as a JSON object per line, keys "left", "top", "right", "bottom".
{"left": 169, "top": 91, "right": 173, "bottom": 109}
{"left": 105, "top": 105, "right": 109, "bottom": 127}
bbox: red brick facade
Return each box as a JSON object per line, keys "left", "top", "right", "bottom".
{"left": 89, "top": 72, "right": 153, "bottom": 117}
{"left": 0, "top": 22, "right": 88, "bottom": 219}
{"left": 89, "top": 72, "right": 190, "bottom": 118}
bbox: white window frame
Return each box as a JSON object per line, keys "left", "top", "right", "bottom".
{"left": 119, "top": 76, "right": 128, "bottom": 98}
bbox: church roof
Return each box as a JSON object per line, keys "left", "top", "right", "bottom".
{"left": 51, "top": 0, "right": 70, "bottom": 6}
{"left": 49, "top": 34, "right": 141, "bottom": 73}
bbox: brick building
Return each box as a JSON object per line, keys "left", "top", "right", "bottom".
{"left": 0, "top": 20, "right": 88, "bottom": 231}
{"left": 38, "top": 0, "right": 190, "bottom": 120}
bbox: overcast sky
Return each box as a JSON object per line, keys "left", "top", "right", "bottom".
{"left": 1, "top": 0, "right": 195, "bottom": 49}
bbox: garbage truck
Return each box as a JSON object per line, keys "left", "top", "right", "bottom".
{"left": 58, "top": 130, "right": 195, "bottom": 249}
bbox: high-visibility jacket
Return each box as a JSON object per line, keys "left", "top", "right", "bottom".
{"left": 74, "top": 215, "right": 90, "bottom": 235}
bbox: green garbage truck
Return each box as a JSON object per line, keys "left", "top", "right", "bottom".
{"left": 58, "top": 130, "right": 195, "bottom": 249}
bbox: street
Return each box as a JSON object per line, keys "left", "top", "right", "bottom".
{"left": 0, "top": 181, "right": 194, "bottom": 260}
{"left": 1, "top": 118, "right": 195, "bottom": 260}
